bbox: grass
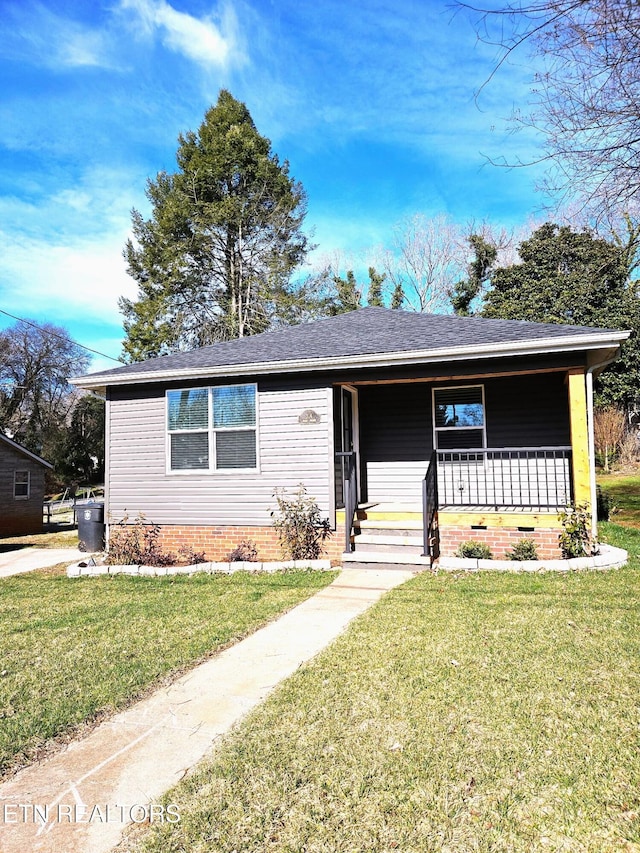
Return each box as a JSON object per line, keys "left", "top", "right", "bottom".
{"left": 0, "top": 568, "right": 336, "bottom": 777}
{"left": 598, "top": 470, "right": 640, "bottom": 528}
{"left": 0, "top": 528, "right": 79, "bottom": 549}
{"left": 128, "top": 524, "right": 640, "bottom": 853}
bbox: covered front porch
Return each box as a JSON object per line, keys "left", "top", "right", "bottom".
{"left": 334, "top": 368, "right": 590, "bottom": 565}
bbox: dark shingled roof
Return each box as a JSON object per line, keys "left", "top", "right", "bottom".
{"left": 79, "top": 307, "right": 623, "bottom": 383}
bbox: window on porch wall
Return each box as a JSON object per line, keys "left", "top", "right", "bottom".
{"left": 432, "top": 385, "right": 571, "bottom": 510}
{"left": 433, "top": 386, "right": 486, "bottom": 450}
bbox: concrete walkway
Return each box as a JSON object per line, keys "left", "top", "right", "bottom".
{"left": 0, "top": 547, "right": 85, "bottom": 578}
{"left": 0, "top": 566, "right": 415, "bottom": 853}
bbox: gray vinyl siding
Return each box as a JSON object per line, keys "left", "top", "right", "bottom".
{"left": 484, "top": 373, "right": 570, "bottom": 446}
{"left": 107, "top": 381, "right": 332, "bottom": 526}
{"left": 359, "top": 384, "right": 432, "bottom": 504}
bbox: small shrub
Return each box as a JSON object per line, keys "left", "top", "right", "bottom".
{"left": 271, "top": 485, "right": 331, "bottom": 560}
{"left": 617, "top": 430, "right": 640, "bottom": 469}
{"left": 178, "top": 545, "right": 207, "bottom": 565}
{"left": 227, "top": 540, "right": 258, "bottom": 562}
{"left": 456, "top": 540, "right": 492, "bottom": 560}
{"left": 506, "top": 538, "right": 538, "bottom": 561}
{"left": 558, "top": 503, "right": 591, "bottom": 558}
{"left": 106, "top": 514, "right": 177, "bottom": 566}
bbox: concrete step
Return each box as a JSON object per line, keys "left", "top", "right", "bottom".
{"left": 353, "top": 543, "right": 425, "bottom": 556}
{"left": 354, "top": 533, "right": 424, "bottom": 549}
{"left": 356, "top": 520, "right": 423, "bottom": 533}
{"left": 342, "top": 550, "right": 432, "bottom": 567}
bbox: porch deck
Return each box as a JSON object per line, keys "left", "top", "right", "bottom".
{"left": 354, "top": 502, "right": 562, "bottom": 516}
{"left": 338, "top": 445, "right": 573, "bottom": 565}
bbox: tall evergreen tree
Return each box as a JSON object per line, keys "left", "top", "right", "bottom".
{"left": 330, "top": 270, "right": 362, "bottom": 314}
{"left": 325, "top": 267, "right": 387, "bottom": 314}
{"left": 366, "top": 266, "right": 385, "bottom": 306}
{"left": 451, "top": 234, "right": 498, "bottom": 316}
{"left": 390, "top": 281, "right": 405, "bottom": 309}
{"left": 120, "top": 91, "right": 311, "bottom": 362}
{"left": 52, "top": 395, "right": 105, "bottom": 485}
{"left": 481, "top": 223, "right": 640, "bottom": 405}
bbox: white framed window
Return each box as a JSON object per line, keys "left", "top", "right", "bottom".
{"left": 433, "top": 385, "right": 486, "bottom": 449}
{"left": 14, "top": 470, "right": 30, "bottom": 499}
{"left": 166, "top": 384, "right": 258, "bottom": 473}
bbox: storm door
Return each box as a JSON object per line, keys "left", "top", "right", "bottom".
{"left": 334, "top": 386, "right": 360, "bottom": 507}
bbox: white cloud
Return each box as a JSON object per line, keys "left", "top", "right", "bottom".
{"left": 119, "top": 0, "right": 243, "bottom": 69}
{"left": 0, "top": 3, "right": 121, "bottom": 71}
{"left": 0, "top": 232, "right": 137, "bottom": 334}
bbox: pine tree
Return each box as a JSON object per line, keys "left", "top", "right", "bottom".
{"left": 120, "top": 91, "right": 311, "bottom": 361}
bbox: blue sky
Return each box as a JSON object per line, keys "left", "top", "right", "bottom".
{"left": 0, "top": 0, "right": 546, "bottom": 371}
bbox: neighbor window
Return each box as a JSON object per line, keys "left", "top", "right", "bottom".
{"left": 167, "top": 384, "right": 257, "bottom": 472}
{"left": 14, "top": 471, "right": 30, "bottom": 499}
{"left": 433, "top": 385, "right": 486, "bottom": 449}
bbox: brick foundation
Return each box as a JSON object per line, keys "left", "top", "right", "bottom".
{"left": 109, "top": 523, "right": 346, "bottom": 564}
{"left": 438, "top": 526, "right": 563, "bottom": 560}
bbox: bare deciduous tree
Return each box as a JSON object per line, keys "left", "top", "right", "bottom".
{"left": 378, "top": 214, "right": 467, "bottom": 313}
{"left": 460, "top": 0, "right": 640, "bottom": 220}
{"left": 594, "top": 406, "right": 627, "bottom": 472}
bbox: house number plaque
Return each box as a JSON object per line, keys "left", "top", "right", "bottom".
{"left": 298, "top": 409, "right": 321, "bottom": 424}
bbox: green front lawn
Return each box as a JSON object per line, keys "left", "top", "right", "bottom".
{"left": 0, "top": 568, "right": 336, "bottom": 777}
{"left": 131, "top": 524, "right": 640, "bottom": 853}
{"left": 598, "top": 471, "right": 640, "bottom": 528}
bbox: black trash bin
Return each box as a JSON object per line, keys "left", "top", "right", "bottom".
{"left": 78, "top": 502, "right": 105, "bottom": 552}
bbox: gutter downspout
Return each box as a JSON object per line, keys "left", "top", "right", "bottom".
{"left": 586, "top": 351, "right": 621, "bottom": 542}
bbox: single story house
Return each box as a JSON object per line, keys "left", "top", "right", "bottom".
{"left": 0, "top": 433, "right": 52, "bottom": 536}
{"left": 71, "top": 308, "right": 628, "bottom": 565}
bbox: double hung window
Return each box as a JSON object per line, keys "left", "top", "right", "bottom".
{"left": 433, "top": 385, "right": 486, "bottom": 449}
{"left": 14, "top": 471, "right": 30, "bottom": 499}
{"left": 167, "top": 384, "right": 257, "bottom": 472}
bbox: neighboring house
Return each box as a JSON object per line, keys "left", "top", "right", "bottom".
{"left": 0, "top": 433, "right": 52, "bottom": 536}
{"left": 71, "top": 308, "right": 628, "bottom": 565}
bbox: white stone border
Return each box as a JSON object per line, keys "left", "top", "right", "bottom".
{"left": 436, "top": 543, "right": 628, "bottom": 573}
{"left": 67, "top": 559, "right": 332, "bottom": 578}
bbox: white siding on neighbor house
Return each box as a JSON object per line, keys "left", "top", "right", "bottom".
{"left": 107, "top": 385, "right": 332, "bottom": 526}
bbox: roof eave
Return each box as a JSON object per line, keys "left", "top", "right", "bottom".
{"left": 0, "top": 434, "right": 54, "bottom": 469}
{"left": 70, "top": 330, "right": 630, "bottom": 390}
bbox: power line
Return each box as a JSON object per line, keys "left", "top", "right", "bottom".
{"left": 0, "top": 308, "right": 125, "bottom": 364}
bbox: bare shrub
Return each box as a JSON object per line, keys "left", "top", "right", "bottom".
{"left": 106, "top": 515, "right": 206, "bottom": 566}
{"left": 106, "top": 514, "right": 176, "bottom": 566}
{"left": 594, "top": 407, "right": 627, "bottom": 472}
{"left": 227, "top": 540, "right": 258, "bottom": 562}
{"left": 617, "top": 430, "right": 640, "bottom": 469}
{"left": 271, "top": 485, "right": 331, "bottom": 560}
{"left": 178, "top": 545, "right": 206, "bottom": 565}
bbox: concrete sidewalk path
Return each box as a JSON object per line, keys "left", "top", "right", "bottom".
{"left": 0, "top": 566, "right": 415, "bottom": 853}
{"left": 0, "top": 547, "right": 85, "bottom": 578}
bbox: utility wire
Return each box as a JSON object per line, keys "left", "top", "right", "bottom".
{"left": 0, "top": 308, "right": 125, "bottom": 364}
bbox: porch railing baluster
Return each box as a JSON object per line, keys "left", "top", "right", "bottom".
{"left": 336, "top": 451, "right": 357, "bottom": 553}
{"left": 422, "top": 450, "right": 439, "bottom": 563}
{"left": 435, "top": 447, "right": 572, "bottom": 511}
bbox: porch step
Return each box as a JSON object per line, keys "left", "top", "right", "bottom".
{"left": 361, "top": 509, "right": 422, "bottom": 523}
{"left": 353, "top": 533, "right": 424, "bottom": 554}
{"left": 356, "top": 520, "right": 423, "bottom": 533}
{"left": 342, "top": 550, "right": 432, "bottom": 568}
